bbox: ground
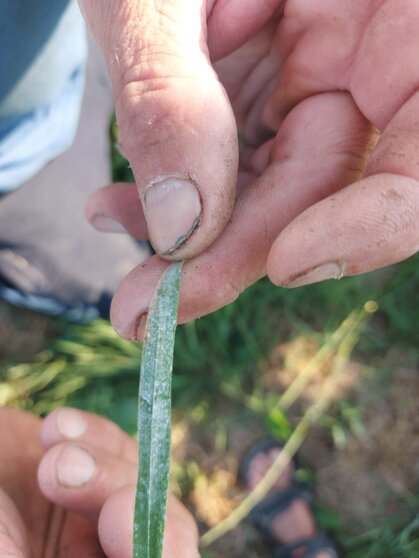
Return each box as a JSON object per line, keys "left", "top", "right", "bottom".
{"left": 1, "top": 256, "right": 418, "bottom": 557}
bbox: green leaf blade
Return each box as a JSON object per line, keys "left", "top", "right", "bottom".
{"left": 133, "top": 261, "right": 183, "bottom": 558}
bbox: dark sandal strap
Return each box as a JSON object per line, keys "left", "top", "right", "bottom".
{"left": 273, "top": 532, "right": 339, "bottom": 558}
{"left": 250, "top": 483, "right": 314, "bottom": 547}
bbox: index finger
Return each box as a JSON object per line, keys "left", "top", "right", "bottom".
{"left": 110, "top": 92, "right": 372, "bottom": 339}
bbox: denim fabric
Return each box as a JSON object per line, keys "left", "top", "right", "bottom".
{"left": 0, "top": 0, "right": 87, "bottom": 191}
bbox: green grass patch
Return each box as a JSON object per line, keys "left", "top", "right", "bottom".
{"left": 1, "top": 252, "right": 418, "bottom": 557}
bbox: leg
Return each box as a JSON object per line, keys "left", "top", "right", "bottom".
{"left": 0, "top": 37, "right": 149, "bottom": 320}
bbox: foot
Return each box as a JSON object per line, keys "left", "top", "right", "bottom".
{"left": 245, "top": 443, "right": 336, "bottom": 558}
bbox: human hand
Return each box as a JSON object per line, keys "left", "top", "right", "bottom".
{"left": 80, "top": 1, "right": 419, "bottom": 340}
{"left": 0, "top": 407, "right": 199, "bottom": 557}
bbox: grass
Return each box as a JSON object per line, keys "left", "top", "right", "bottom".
{"left": 343, "top": 509, "right": 419, "bottom": 558}
{"left": 1, "top": 131, "right": 418, "bottom": 555}
{"left": 1, "top": 253, "right": 418, "bottom": 556}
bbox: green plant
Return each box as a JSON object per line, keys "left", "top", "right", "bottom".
{"left": 344, "top": 507, "right": 419, "bottom": 558}
{"left": 133, "top": 262, "right": 182, "bottom": 558}
{"left": 1, "top": 254, "right": 418, "bottom": 557}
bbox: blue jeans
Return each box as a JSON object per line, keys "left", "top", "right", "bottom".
{"left": 0, "top": 0, "right": 87, "bottom": 192}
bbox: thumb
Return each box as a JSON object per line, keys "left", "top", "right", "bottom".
{"left": 79, "top": 0, "right": 238, "bottom": 258}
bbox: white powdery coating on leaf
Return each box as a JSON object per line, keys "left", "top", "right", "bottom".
{"left": 133, "top": 262, "right": 182, "bottom": 558}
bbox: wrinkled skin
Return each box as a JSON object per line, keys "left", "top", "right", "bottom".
{"left": 0, "top": 407, "right": 199, "bottom": 557}
{"left": 80, "top": 0, "right": 419, "bottom": 340}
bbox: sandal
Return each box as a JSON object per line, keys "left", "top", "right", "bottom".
{"left": 239, "top": 440, "right": 339, "bottom": 558}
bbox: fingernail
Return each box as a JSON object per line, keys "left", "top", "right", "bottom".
{"left": 91, "top": 215, "right": 128, "bottom": 234}
{"left": 135, "top": 313, "right": 148, "bottom": 341}
{"left": 57, "top": 409, "right": 87, "bottom": 439}
{"left": 284, "top": 262, "right": 345, "bottom": 288}
{"left": 144, "top": 177, "right": 201, "bottom": 255}
{"left": 56, "top": 446, "right": 96, "bottom": 487}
